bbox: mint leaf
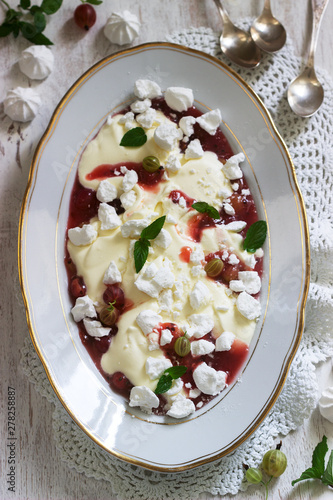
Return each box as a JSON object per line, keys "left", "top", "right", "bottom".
{"left": 141, "top": 216, "right": 166, "bottom": 240}
{"left": 243, "top": 220, "right": 267, "bottom": 253}
{"left": 5, "top": 9, "right": 22, "bottom": 21}
{"left": 40, "top": 0, "right": 62, "bottom": 15}
{"left": 30, "top": 5, "right": 43, "bottom": 14}
{"left": 0, "top": 0, "right": 57, "bottom": 44}
{"left": 120, "top": 127, "right": 147, "bottom": 147}
{"left": 322, "top": 450, "right": 333, "bottom": 487}
{"left": 134, "top": 239, "right": 150, "bottom": 273}
{"left": 20, "top": 0, "right": 31, "bottom": 8}
{"left": 192, "top": 201, "right": 220, "bottom": 220}
{"left": 33, "top": 11, "right": 46, "bottom": 32}
{"left": 0, "top": 24, "right": 13, "bottom": 37}
{"left": 28, "top": 32, "right": 53, "bottom": 45}
{"left": 19, "top": 21, "right": 37, "bottom": 39}
{"left": 13, "top": 24, "right": 20, "bottom": 37}
{"left": 165, "top": 365, "right": 187, "bottom": 379}
{"left": 133, "top": 216, "right": 166, "bottom": 272}
{"left": 83, "top": 0, "right": 103, "bottom": 4}
{"left": 291, "top": 436, "right": 332, "bottom": 488}
{"left": 155, "top": 374, "right": 173, "bottom": 394}
{"left": 192, "top": 201, "right": 221, "bottom": 219}
{"left": 155, "top": 366, "right": 187, "bottom": 394}
{"left": 291, "top": 467, "right": 322, "bottom": 486}
{"left": 312, "top": 435, "right": 328, "bottom": 475}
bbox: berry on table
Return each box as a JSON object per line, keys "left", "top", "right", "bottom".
{"left": 74, "top": 3, "right": 97, "bottom": 31}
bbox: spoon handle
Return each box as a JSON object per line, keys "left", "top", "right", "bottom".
{"left": 263, "top": 0, "right": 272, "bottom": 13}
{"left": 213, "top": 0, "right": 231, "bottom": 26}
{"left": 308, "top": 0, "right": 331, "bottom": 67}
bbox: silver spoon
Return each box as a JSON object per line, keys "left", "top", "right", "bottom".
{"left": 250, "top": 0, "right": 287, "bottom": 52}
{"left": 287, "top": 0, "right": 330, "bottom": 117}
{"left": 213, "top": 0, "right": 261, "bottom": 69}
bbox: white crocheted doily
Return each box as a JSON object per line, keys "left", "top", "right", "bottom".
{"left": 20, "top": 25, "right": 333, "bottom": 498}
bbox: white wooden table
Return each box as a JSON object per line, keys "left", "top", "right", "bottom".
{"left": 1, "top": 1, "right": 333, "bottom": 498}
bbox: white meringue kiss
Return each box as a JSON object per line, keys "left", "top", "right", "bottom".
{"left": 318, "top": 386, "right": 333, "bottom": 423}
{"left": 104, "top": 10, "right": 140, "bottom": 45}
{"left": 4, "top": 87, "right": 41, "bottom": 122}
{"left": 19, "top": 45, "right": 54, "bottom": 80}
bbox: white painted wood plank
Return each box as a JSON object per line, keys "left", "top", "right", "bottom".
{"left": 0, "top": 1, "right": 332, "bottom": 499}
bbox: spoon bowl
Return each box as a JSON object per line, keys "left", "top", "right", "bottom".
{"left": 287, "top": 0, "right": 329, "bottom": 117}
{"left": 287, "top": 67, "right": 324, "bottom": 117}
{"left": 251, "top": 1, "right": 287, "bottom": 53}
{"left": 213, "top": 0, "right": 261, "bottom": 68}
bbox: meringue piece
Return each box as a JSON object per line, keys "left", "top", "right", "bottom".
{"left": 134, "top": 79, "right": 162, "bottom": 99}
{"left": 104, "top": 10, "right": 140, "bottom": 45}
{"left": 196, "top": 109, "right": 222, "bottom": 135}
{"left": 165, "top": 87, "right": 194, "bottom": 112}
{"left": 319, "top": 386, "right": 333, "bottom": 423}
{"left": 179, "top": 115, "right": 196, "bottom": 136}
{"left": 154, "top": 123, "right": 183, "bottom": 151}
{"left": 185, "top": 139, "right": 204, "bottom": 159}
{"left": 19, "top": 45, "right": 54, "bottom": 80}
{"left": 4, "top": 87, "right": 41, "bottom": 122}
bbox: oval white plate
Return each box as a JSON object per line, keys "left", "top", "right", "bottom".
{"left": 19, "top": 43, "right": 309, "bottom": 471}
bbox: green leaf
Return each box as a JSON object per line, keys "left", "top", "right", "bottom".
{"left": 243, "top": 220, "right": 267, "bottom": 253}
{"left": 192, "top": 201, "right": 220, "bottom": 220}
{"left": 120, "top": 127, "right": 147, "bottom": 147}
{"left": 155, "top": 374, "right": 173, "bottom": 394}
{"left": 0, "top": 23, "right": 14, "bottom": 37}
{"left": 19, "top": 21, "right": 37, "bottom": 39}
{"left": 28, "top": 31, "right": 53, "bottom": 45}
{"left": 5, "top": 9, "right": 21, "bottom": 22}
{"left": 40, "top": 0, "right": 62, "bottom": 15}
{"left": 165, "top": 365, "right": 187, "bottom": 379}
{"left": 13, "top": 24, "right": 20, "bottom": 37}
{"left": 322, "top": 450, "right": 333, "bottom": 486}
{"left": 291, "top": 467, "right": 322, "bottom": 486}
{"left": 133, "top": 217, "right": 166, "bottom": 273}
{"left": 141, "top": 216, "right": 166, "bottom": 240}
{"left": 20, "top": 0, "right": 31, "bottom": 8}
{"left": 30, "top": 5, "right": 43, "bottom": 14}
{"left": 134, "top": 239, "right": 150, "bottom": 273}
{"left": 83, "top": 0, "right": 103, "bottom": 4}
{"left": 33, "top": 11, "right": 46, "bottom": 32}
{"left": 155, "top": 365, "right": 187, "bottom": 394}
{"left": 312, "top": 435, "right": 328, "bottom": 476}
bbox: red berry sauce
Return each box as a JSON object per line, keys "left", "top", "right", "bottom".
{"left": 86, "top": 161, "right": 165, "bottom": 192}
{"left": 151, "top": 98, "right": 234, "bottom": 162}
{"left": 179, "top": 246, "right": 192, "bottom": 263}
{"left": 169, "top": 189, "right": 195, "bottom": 208}
{"left": 64, "top": 96, "right": 262, "bottom": 413}
{"left": 155, "top": 323, "right": 249, "bottom": 409}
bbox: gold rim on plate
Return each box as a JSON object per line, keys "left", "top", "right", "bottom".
{"left": 18, "top": 42, "right": 310, "bottom": 471}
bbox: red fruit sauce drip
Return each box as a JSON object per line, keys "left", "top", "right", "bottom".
{"left": 179, "top": 246, "right": 192, "bottom": 263}
{"left": 86, "top": 161, "right": 165, "bottom": 192}
{"left": 64, "top": 96, "right": 261, "bottom": 413}
{"left": 151, "top": 98, "right": 234, "bottom": 162}
{"left": 169, "top": 189, "right": 195, "bottom": 207}
{"left": 155, "top": 323, "right": 249, "bottom": 408}
{"left": 187, "top": 213, "right": 216, "bottom": 242}
{"left": 205, "top": 250, "right": 263, "bottom": 288}
{"left": 219, "top": 187, "right": 258, "bottom": 239}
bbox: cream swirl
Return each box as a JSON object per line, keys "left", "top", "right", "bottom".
{"left": 319, "top": 386, "right": 333, "bottom": 423}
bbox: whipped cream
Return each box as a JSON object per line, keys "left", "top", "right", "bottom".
{"left": 104, "top": 10, "right": 140, "bottom": 45}
{"left": 67, "top": 81, "right": 264, "bottom": 417}
{"left": 4, "top": 87, "right": 41, "bottom": 122}
{"left": 19, "top": 45, "right": 54, "bottom": 80}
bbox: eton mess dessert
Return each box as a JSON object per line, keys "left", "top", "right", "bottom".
{"left": 65, "top": 80, "right": 266, "bottom": 419}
